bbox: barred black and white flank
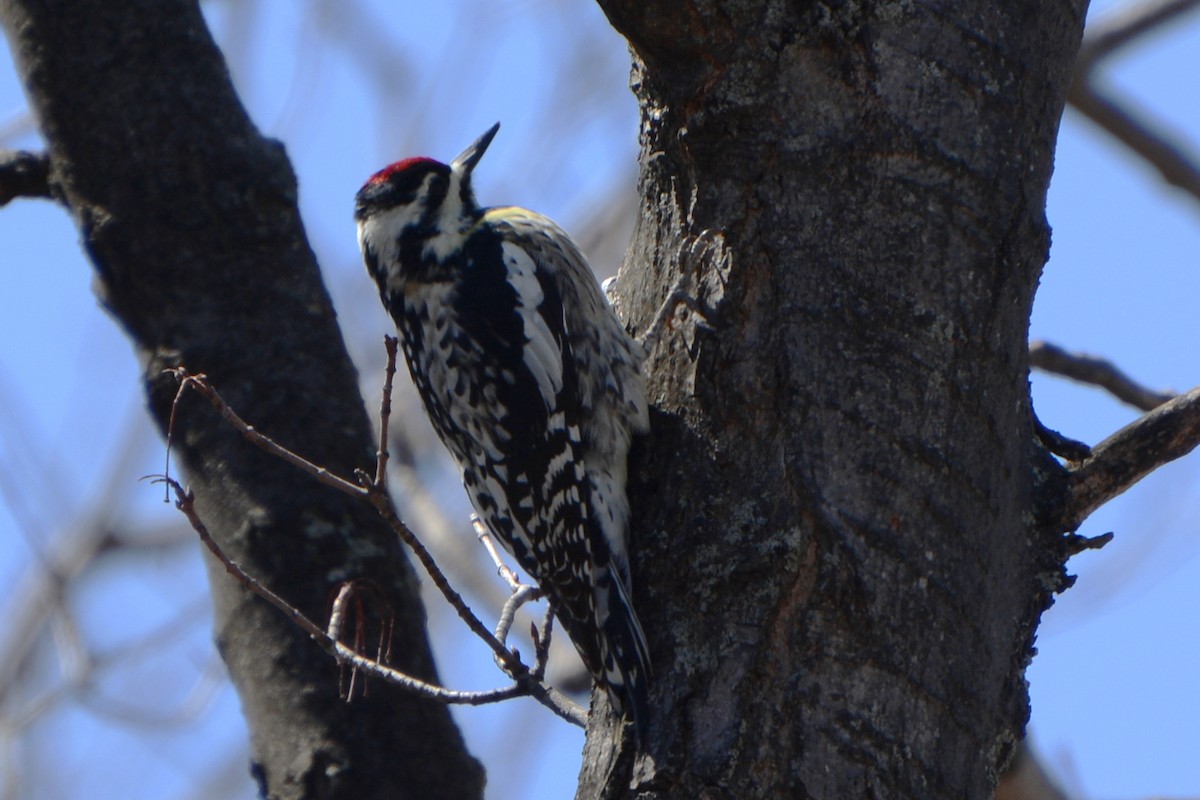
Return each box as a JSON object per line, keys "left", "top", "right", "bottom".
{"left": 354, "top": 123, "right": 651, "bottom": 737}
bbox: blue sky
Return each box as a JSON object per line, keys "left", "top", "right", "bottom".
{"left": 1, "top": 2, "right": 1197, "bottom": 798}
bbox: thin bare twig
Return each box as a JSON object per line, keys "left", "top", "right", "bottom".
{"left": 374, "top": 336, "right": 399, "bottom": 486}
{"left": 1080, "top": 0, "right": 1200, "bottom": 69}
{"left": 467, "top": 515, "right": 587, "bottom": 699}
{"left": 1064, "top": 384, "right": 1200, "bottom": 529}
{"left": 1030, "top": 340, "right": 1175, "bottom": 412}
{"left": 495, "top": 585, "right": 542, "bottom": 649}
{"left": 472, "top": 514, "right": 523, "bottom": 591}
{"left": 468, "top": 517, "right": 578, "bottom": 699}
{"left": 355, "top": 486, "right": 534, "bottom": 672}
{"left": 329, "top": 583, "right": 363, "bottom": 701}
{"left": 1069, "top": 0, "right": 1200, "bottom": 203}
{"left": 168, "top": 370, "right": 513, "bottom": 662}
{"left": 166, "top": 369, "right": 365, "bottom": 497}
{"left": 327, "top": 582, "right": 355, "bottom": 648}
{"left": 164, "top": 366, "right": 587, "bottom": 726}
{"left": 329, "top": 580, "right": 394, "bottom": 701}
{"left": 530, "top": 604, "right": 556, "bottom": 681}
{"left": 158, "top": 476, "right": 530, "bottom": 707}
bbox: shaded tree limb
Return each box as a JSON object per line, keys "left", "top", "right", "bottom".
{"left": 0, "top": 1, "right": 483, "bottom": 796}
{"left": 0, "top": 149, "right": 50, "bottom": 205}
{"left": 1064, "top": 385, "right": 1200, "bottom": 530}
{"left": 1068, "top": 0, "right": 1200, "bottom": 203}
{"left": 1030, "top": 340, "right": 1175, "bottom": 411}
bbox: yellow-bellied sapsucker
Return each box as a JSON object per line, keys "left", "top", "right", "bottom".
{"left": 354, "top": 123, "right": 651, "bottom": 736}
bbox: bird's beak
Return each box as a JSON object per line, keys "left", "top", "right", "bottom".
{"left": 451, "top": 122, "right": 500, "bottom": 176}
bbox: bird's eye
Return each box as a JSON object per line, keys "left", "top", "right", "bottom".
{"left": 389, "top": 168, "right": 447, "bottom": 210}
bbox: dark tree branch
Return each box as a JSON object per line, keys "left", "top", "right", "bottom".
{"left": 1082, "top": 0, "right": 1200, "bottom": 56}
{"left": 1064, "top": 529, "right": 1114, "bottom": 557}
{"left": 0, "top": 1, "right": 483, "bottom": 797}
{"left": 1064, "top": 385, "right": 1200, "bottom": 530}
{"left": 0, "top": 149, "right": 50, "bottom": 204}
{"left": 1030, "top": 340, "right": 1175, "bottom": 411}
{"left": 1069, "top": 0, "right": 1200, "bottom": 203}
{"left": 1033, "top": 414, "right": 1093, "bottom": 462}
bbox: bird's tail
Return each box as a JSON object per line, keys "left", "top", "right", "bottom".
{"left": 596, "top": 569, "right": 652, "bottom": 743}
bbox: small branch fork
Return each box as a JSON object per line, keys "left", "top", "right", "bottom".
{"left": 161, "top": 336, "right": 585, "bottom": 727}
{"left": 159, "top": 476, "right": 527, "bottom": 707}
{"left": 1062, "top": 385, "right": 1200, "bottom": 531}
{"left": 1031, "top": 341, "right": 1200, "bottom": 534}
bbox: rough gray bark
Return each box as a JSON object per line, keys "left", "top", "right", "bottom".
{"left": 0, "top": 2, "right": 483, "bottom": 798}
{"left": 584, "top": 2, "right": 1088, "bottom": 797}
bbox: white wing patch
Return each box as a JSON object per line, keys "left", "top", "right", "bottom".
{"left": 487, "top": 207, "right": 648, "bottom": 589}
{"left": 502, "top": 241, "right": 563, "bottom": 409}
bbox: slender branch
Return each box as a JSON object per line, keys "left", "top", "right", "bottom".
{"left": 1079, "top": 0, "right": 1200, "bottom": 65}
{"left": 472, "top": 514, "right": 523, "bottom": 591}
{"left": 1064, "top": 384, "right": 1200, "bottom": 529}
{"left": 1068, "top": 84, "right": 1200, "bottom": 201}
{"left": 159, "top": 476, "right": 530, "bottom": 707}
{"left": 356, "top": 484, "right": 588, "bottom": 728}
{"left": 495, "top": 584, "right": 542, "bottom": 648}
{"left": 1068, "top": 0, "right": 1200, "bottom": 203}
{"left": 170, "top": 363, "right": 539, "bottom": 672}
{"left": 326, "top": 581, "right": 357, "bottom": 650}
{"left": 374, "top": 336, "right": 399, "bottom": 486}
{"left": 167, "top": 369, "right": 367, "bottom": 497}
{"left": 355, "top": 484, "right": 520, "bottom": 661}
{"left": 1033, "top": 415, "right": 1092, "bottom": 462}
{"left": 165, "top": 366, "right": 587, "bottom": 726}
{"left": 469, "top": 516, "right": 585, "bottom": 716}
{"left": 169, "top": 369, "right": 521, "bottom": 670}
{"left": 530, "top": 604, "right": 556, "bottom": 681}
{"left": 1030, "top": 340, "right": 1175, "bottom": 411}
{"left": 328, "top": 579, "right": 395, "bottom": 701}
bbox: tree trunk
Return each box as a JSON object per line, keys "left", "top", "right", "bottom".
{"left": 0, "top": 1, "right": 482, "bottom": 798}
{"left": 585, "top": 2, "right": 1087, "bottom": 797}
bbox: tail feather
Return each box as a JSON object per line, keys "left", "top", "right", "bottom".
{"left": 596, "top": 570, "right": 652, "bottom": 742}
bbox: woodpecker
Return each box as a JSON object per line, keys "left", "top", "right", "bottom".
{"left": 354, "top": 123, "right": 651, "bottom": 737}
